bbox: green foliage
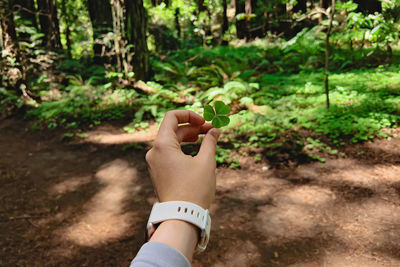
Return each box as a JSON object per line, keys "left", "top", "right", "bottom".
{"left": 216, "top": 147, "right": 240, "bottom": 169}
{"left": 203, "top": 101, "right": 231, "bottom": 128}
{"left": 0, "top": 87, "right": 22, "bottom": 114}
{"left": 57, "top": 0, "right": 93, "bottom": 58}
{"left": 4, "top": 0, "right": 400, "bottom": 166}
{"left": 26, "top": 73, "right": 177, "bottom": 128}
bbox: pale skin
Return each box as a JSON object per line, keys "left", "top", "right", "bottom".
{"left": 145, "top": 110, "right": 220, "bottom": 261}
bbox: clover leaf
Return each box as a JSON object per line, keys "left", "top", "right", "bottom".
{"left": 203, "top": 101, "right": 231, "bottom": 128}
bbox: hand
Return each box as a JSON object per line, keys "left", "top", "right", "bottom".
{"left": 145, "top": 110, "right": 220, "bottom": 209}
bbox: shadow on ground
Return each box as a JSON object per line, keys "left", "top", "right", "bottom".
{"left": 1, "top": 118, "right": 400, "bottom": 266}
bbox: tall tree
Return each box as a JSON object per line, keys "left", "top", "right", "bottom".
{"left": 110, "top": 0, "right": 128, "bottom": 73}
{"left": 37, "top": 0, "right": 62, "bottom": 48}
{"left": 87, "top": 0, "right": 113, "bottom": 63}
{"left": 125, "top": 0, "right": 150, "bottom": 81}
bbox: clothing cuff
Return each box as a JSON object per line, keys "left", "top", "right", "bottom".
{"left": 130, "top": 241, "right": 191, "bottom": 267}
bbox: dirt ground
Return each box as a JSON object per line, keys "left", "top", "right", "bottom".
{"left": 1, "top": 117, "right": 400, "bottom": 267}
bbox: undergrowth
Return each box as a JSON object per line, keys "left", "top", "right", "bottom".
{"left": 21, "top": 38, "right": 400, "bottom": 166}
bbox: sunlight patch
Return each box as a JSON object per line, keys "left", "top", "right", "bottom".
{"left": 256, "top": 204, "right": 321, "bottom": 240}
{"left": 49, "top": 175, "right": 92, "bottom": 195}
{"left": 273, "top": 186, "right": 336, "bottom": 207}
{"left": 83, "top": 124, "right": 158, "bottom": 145}
{"left": 62, "top": 159, "right": 139, "bottom": 247}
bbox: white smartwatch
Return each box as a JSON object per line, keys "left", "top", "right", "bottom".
{"left": 146, "top": 201, "right": 211, "bottom": 252}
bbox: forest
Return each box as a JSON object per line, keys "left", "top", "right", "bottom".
{"left": 1, "top": 0, "right": 400, "bottom": 266}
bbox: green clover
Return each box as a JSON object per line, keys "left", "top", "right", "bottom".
{"left": 203, "top": 101, "right": 231, "bottom": 128}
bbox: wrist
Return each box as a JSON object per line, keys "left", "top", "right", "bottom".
{"left": 146, "top": 201, "right": 212, "bottom": 255}
{"left": 150, "top": 220, "right": 199, "bottom": 261}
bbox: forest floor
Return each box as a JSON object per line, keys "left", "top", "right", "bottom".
{"left": 1, "top": 117, "right": 400, "bottom": 267}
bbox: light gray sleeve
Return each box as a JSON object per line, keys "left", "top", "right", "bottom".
{"left": 130, "top": 242, "right": 191, "bottom": 267}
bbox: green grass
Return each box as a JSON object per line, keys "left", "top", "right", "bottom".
{"left": 229, "top": 67, "right": 400, "bottom": 144}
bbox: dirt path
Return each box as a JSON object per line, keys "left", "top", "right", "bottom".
{"left": 1, "top": 118, "right": 400, "bottom": 267}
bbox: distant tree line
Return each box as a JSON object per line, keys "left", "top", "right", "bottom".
{"left": 0, "top": 0, "right": 393, "bottom": 96}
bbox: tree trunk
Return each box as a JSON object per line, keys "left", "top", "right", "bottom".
{"left": 320, "top": 0, "right": 330, "bottom": 9}
{"left": 196, "top": 0, "right": 207, "bottom": 12}
{"left": 293, "top": 0, "right": 307, "bottom": 13}
{"left": 324, "top": 0, "right": 335, "bottom": 110}
{"left": 353, "top": 0, "right": 381, "bottom": 14}
{"left": 37, "top": 0, "right": 62, "bottom": 49}
{"left": 275, "top": 2, "right": 289, "bottom": 35}
{"left": 0, "top": 0, "right": 18, "bottom": 51}
{"left": 175, "top": 8, "right": 181, "bottom": 39}
{"left": 14, "top": 0, "right": 38, "bottom": 29}
{"left": 0, "top": 0, "right": 22, "bottom": 95}
{"left": 110, "top": 0, "right": 126, "bottom": 73}
{"left": 87, "top": 0, "right": 113, "bottom": 63}
{"left": 318, "top": 0, "right": 330, "bottom": 24}
{"left": 235, "top": 0, "right": 246, "bottom": 39}
{"left": 61, "top": 0, "right": 71, "bottom": 59}
{"left": 125, "top": 0, "right": 150, "bottom": 81}
{"left": 222, "top": 0, "right": 228, "bottom": 37}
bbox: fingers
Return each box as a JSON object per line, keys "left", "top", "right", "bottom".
{"left": 156, "top": 110, "right": 205, "bottom": 146}
{"left": 159, "top": 110, "right": 204, "bottom": 134}
{"left": 154, "top": 110, "right": 206, "bottom": 150}
{"left": 198, "top": 128, "right": 220, "bottom": 162}
{"left": 176, "top": 123, "right": 213, "bottom": 143}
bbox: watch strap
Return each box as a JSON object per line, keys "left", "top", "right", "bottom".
{"left": 146, "top": 201, "right": 211, "bottom": 252}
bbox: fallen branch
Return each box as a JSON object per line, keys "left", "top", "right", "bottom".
{"left": 133, "top": 80, "right": 156, "bottom": 94}
{"left": 296, "top": 8, "right": 330, "bottom": 22}
{"left": 133, "top": 80, "right": 191, "bottom": 104}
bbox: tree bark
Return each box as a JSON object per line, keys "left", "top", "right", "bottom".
{"left": 87, "top": 0, "right": 113, "bottom": 63}
{"left": 37, "top": 0, "right": 62, "bottom": 49}
{"left": 125, "top": 0, "right": 150, "bottom": 81}
{"left": 324, "top": 0, "right": 335, "bottom": 110}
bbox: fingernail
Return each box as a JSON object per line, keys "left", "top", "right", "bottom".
{"left": 210, "top": 129, "right": 220, "bottom": 140}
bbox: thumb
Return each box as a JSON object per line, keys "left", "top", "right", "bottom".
{"left": 198, "top": 128, "right": 220, "bottom": 161}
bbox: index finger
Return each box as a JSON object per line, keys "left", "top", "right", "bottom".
{"left": 157, "top": 110, "right": 205, "bottom": 144}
